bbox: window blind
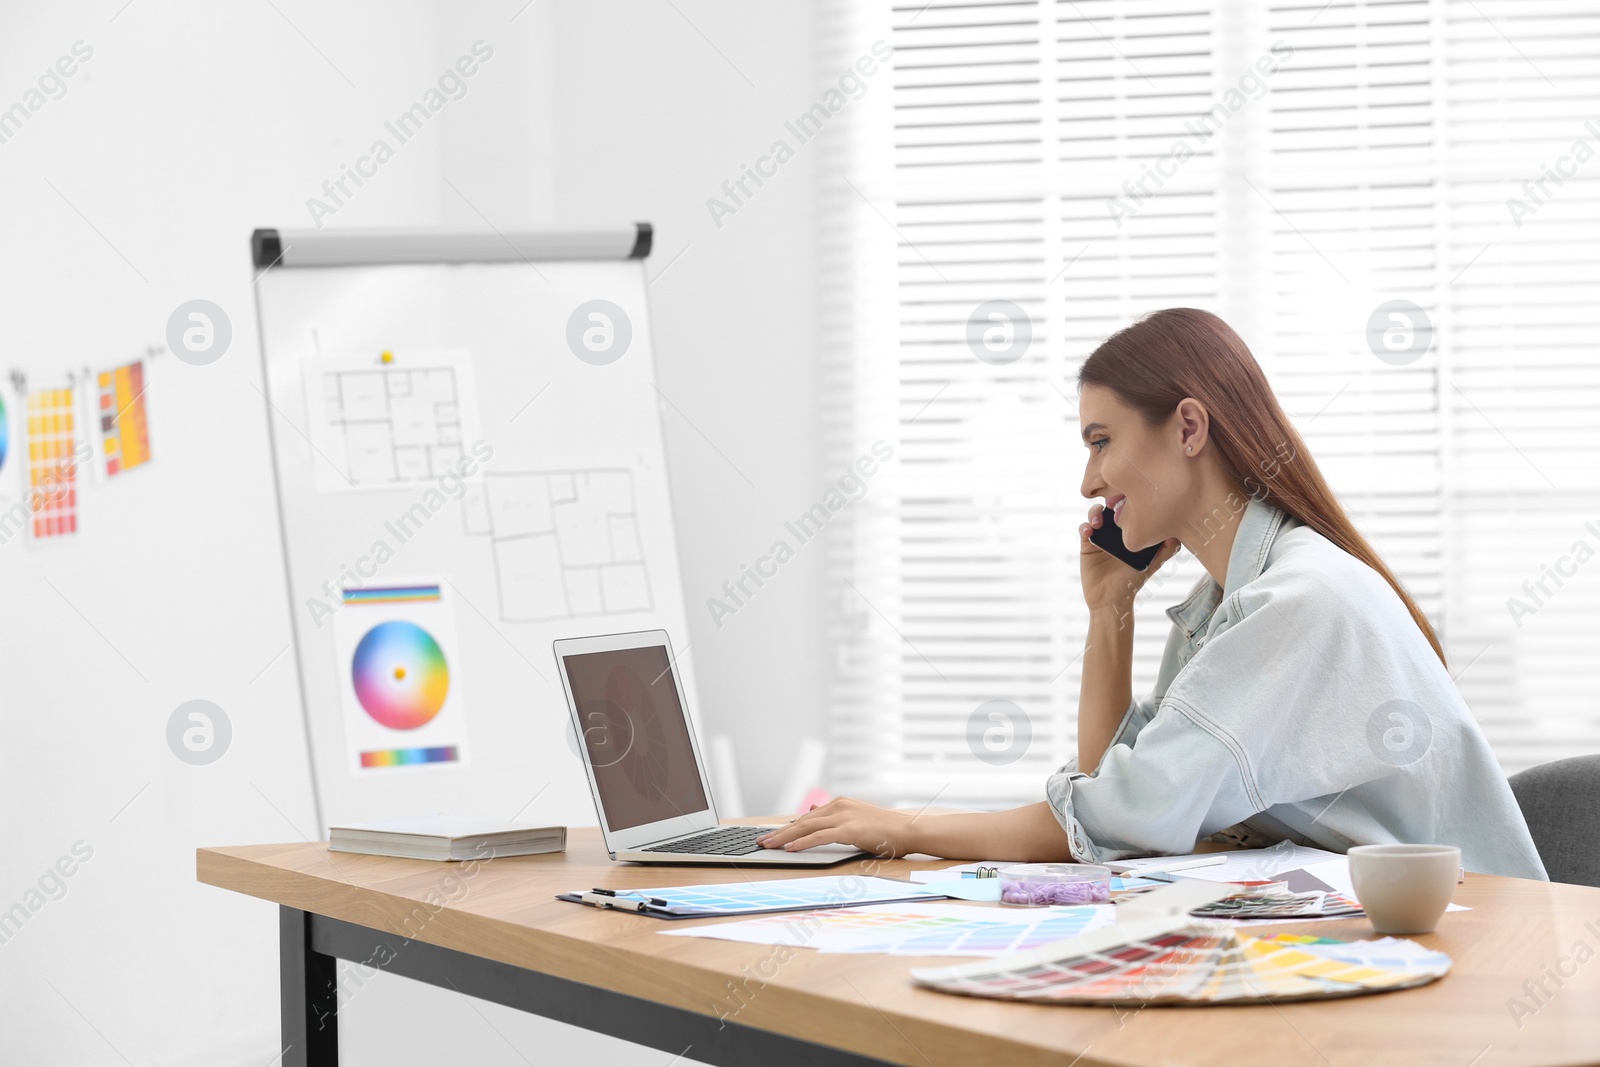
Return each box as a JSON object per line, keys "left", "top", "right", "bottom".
{"left": 820, "top": 0, "right": 1600, "bottom": 809}
{"left": 1440, "top": 0, "right": 1600, "bottom": 769}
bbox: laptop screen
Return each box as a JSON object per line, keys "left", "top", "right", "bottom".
{"left": 560, "top": 644, "right": 709, "bottom": 832}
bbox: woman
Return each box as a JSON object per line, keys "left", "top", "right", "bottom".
{"left": 760, "top": 308, "right": 1547, "bottom": 881}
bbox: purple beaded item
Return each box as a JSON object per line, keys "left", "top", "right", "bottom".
{"left": 997, "top": 863, "right": 1112, "bottom": 906}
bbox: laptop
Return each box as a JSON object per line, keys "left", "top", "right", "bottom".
{"left": 553, "top": 629, "right": 866, "bottom": 866}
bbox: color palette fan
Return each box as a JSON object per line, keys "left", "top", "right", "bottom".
{"left": 910, "top": 919, "right": 1451, "bottom": 1004}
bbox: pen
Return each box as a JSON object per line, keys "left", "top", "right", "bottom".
{"left": 582, "top": 888, "right": 669, "bottom": 909}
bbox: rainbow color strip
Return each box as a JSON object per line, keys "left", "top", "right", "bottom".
{"left": 342, "top": 585, "right": 442, "bottom": 605}
{"left": 360, "top": 745, "right": 459, "bottom": 768}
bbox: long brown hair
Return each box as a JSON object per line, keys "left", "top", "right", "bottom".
{"left": 1078, "top": 308, "right": 1446, "bottom": 667}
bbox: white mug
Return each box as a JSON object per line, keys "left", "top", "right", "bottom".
{"left": 1347, "top": 843, "right": 1461, "bottom": 935}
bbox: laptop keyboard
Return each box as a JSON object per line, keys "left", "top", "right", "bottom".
{"left": 639, "top": 825, "right": 780, "bottom": 856}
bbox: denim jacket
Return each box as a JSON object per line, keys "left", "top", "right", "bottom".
{"left": 1046, "top": 494, "right": 1548, "bottom": 881}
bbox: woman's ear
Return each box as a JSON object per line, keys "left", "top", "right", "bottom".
{"left": 1176, "top": 397, "right": 1209, "bottom": 455}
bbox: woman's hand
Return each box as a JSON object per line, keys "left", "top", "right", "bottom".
{"left": 1079, "top": 502, "right": 1181, "bottom": 611}
{"left": 756, "top": 797, "right": 917, "bottom": 857}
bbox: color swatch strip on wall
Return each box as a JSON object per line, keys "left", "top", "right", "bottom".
{"left": 99, "top": 360, "right": 151, "bottom": 476}
{"left": 26, "top": 387, "right": 78, "bottom": 540}
{"left": 360, "top": 745, "right": 458, "bottom": 768}
{"left": 342, "top": 585, "right": 442, "bottom": 606}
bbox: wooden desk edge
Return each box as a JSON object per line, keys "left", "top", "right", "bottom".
{"left": 196, "top": 840, "right": 1600, "bottom": 1067}
{"left": 195, "top": 845, "right": 1080, "bottom": 1067}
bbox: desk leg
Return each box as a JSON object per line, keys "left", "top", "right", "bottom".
{"left": 280, "top": 906, "right": 339, "bottom": 1067}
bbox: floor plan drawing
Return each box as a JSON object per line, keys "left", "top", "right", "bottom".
{"left": 325, "top": 367, "right": 462, "bottom": 484}
{"left": 464, "top": 469, "right": 653, "bottom": 622}
{"left": 303, "top": 351, "right": 482, "bottom": 494}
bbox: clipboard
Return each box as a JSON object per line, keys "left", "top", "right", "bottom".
{"left": 556, "top": 874, "right": 949, "bottom": 920}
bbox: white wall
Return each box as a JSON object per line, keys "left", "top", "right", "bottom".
{"left": 0, "top": 2, "right": 824, "bottom": 1063}
{"left": 543, "top": 2, "right": 826, "bottom": 818}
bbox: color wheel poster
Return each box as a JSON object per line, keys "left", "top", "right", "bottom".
{"left": 331, "top": 580, "right": 470, "bottom": 773}
{"left": 0, "top": 378, "right": 12, "bottom": 511}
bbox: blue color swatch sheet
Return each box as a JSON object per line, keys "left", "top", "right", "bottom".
{"left": 561, "top": 875, "right": 942, "bottom": 918}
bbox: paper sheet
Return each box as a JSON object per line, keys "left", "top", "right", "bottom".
{"left": 464, "top": 469, "right": 654, "bottom": 622}
{"left": 24, "top": 386, "right": 79, "bottom": 541}
{"left": 98, "top": 360, "right": 152, "bottom": 476}
{"left": 661, "top": 901, "right": 1117, "bottom": 957}
{"left": 330, "top": 578, "right": 471, "bottom": 773}
{"left": 1115, "top": 843, "right": 1347, "bottom": 882}
{"left": 303, "top": 350, "right": 482, "bottom": 494}
{"left": 908, "top": 861, "right": 1025, "bottom": 883}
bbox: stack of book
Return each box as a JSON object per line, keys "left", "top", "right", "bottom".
{"left": 329, "top": 815, "right": 566, "bottom": 861}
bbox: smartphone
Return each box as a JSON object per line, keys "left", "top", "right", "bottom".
{"left": 1089, "top": 506, "right": 1161, "bottom": 571}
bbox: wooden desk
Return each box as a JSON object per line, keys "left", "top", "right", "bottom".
{"left": 198, "top": 830, "right": 1600, "bottom": 1067}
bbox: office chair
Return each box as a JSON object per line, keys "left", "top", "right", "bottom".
{"left": 1508, "top": 754, "right": 1600, "bottom": 887}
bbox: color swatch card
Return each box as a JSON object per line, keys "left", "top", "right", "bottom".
{"left": 330, "top": 580, "right": 471, "bottom": 773}
{"left": 1188, "top": 888, "right": 1364, "bottom": 921}
{"left": 909, "top": 919, "right": 1452, "bottom": 1004}
{"left": 661, "top": 902, "right": 1118, "bottom": 958}
{"left": 25, "top": 386, "right": 80, "bottom": 541}
{"left": 98, "top": 360, "right": 151, "bottom": 476}
{"left": 303, "top": 350, "right": 483, "bottom": 494}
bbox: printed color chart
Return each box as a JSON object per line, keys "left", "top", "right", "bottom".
{"left": 99, "top": 361, "right": 151, "bottom": 475}
{"left": 26, "top": 387, "right": 78, "bottom": 540}
{"left": 331, "top": 580, "right": 471, "bottom": 774}
{"left": 360, "top": 745, "right": 459, "bottom": 768}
